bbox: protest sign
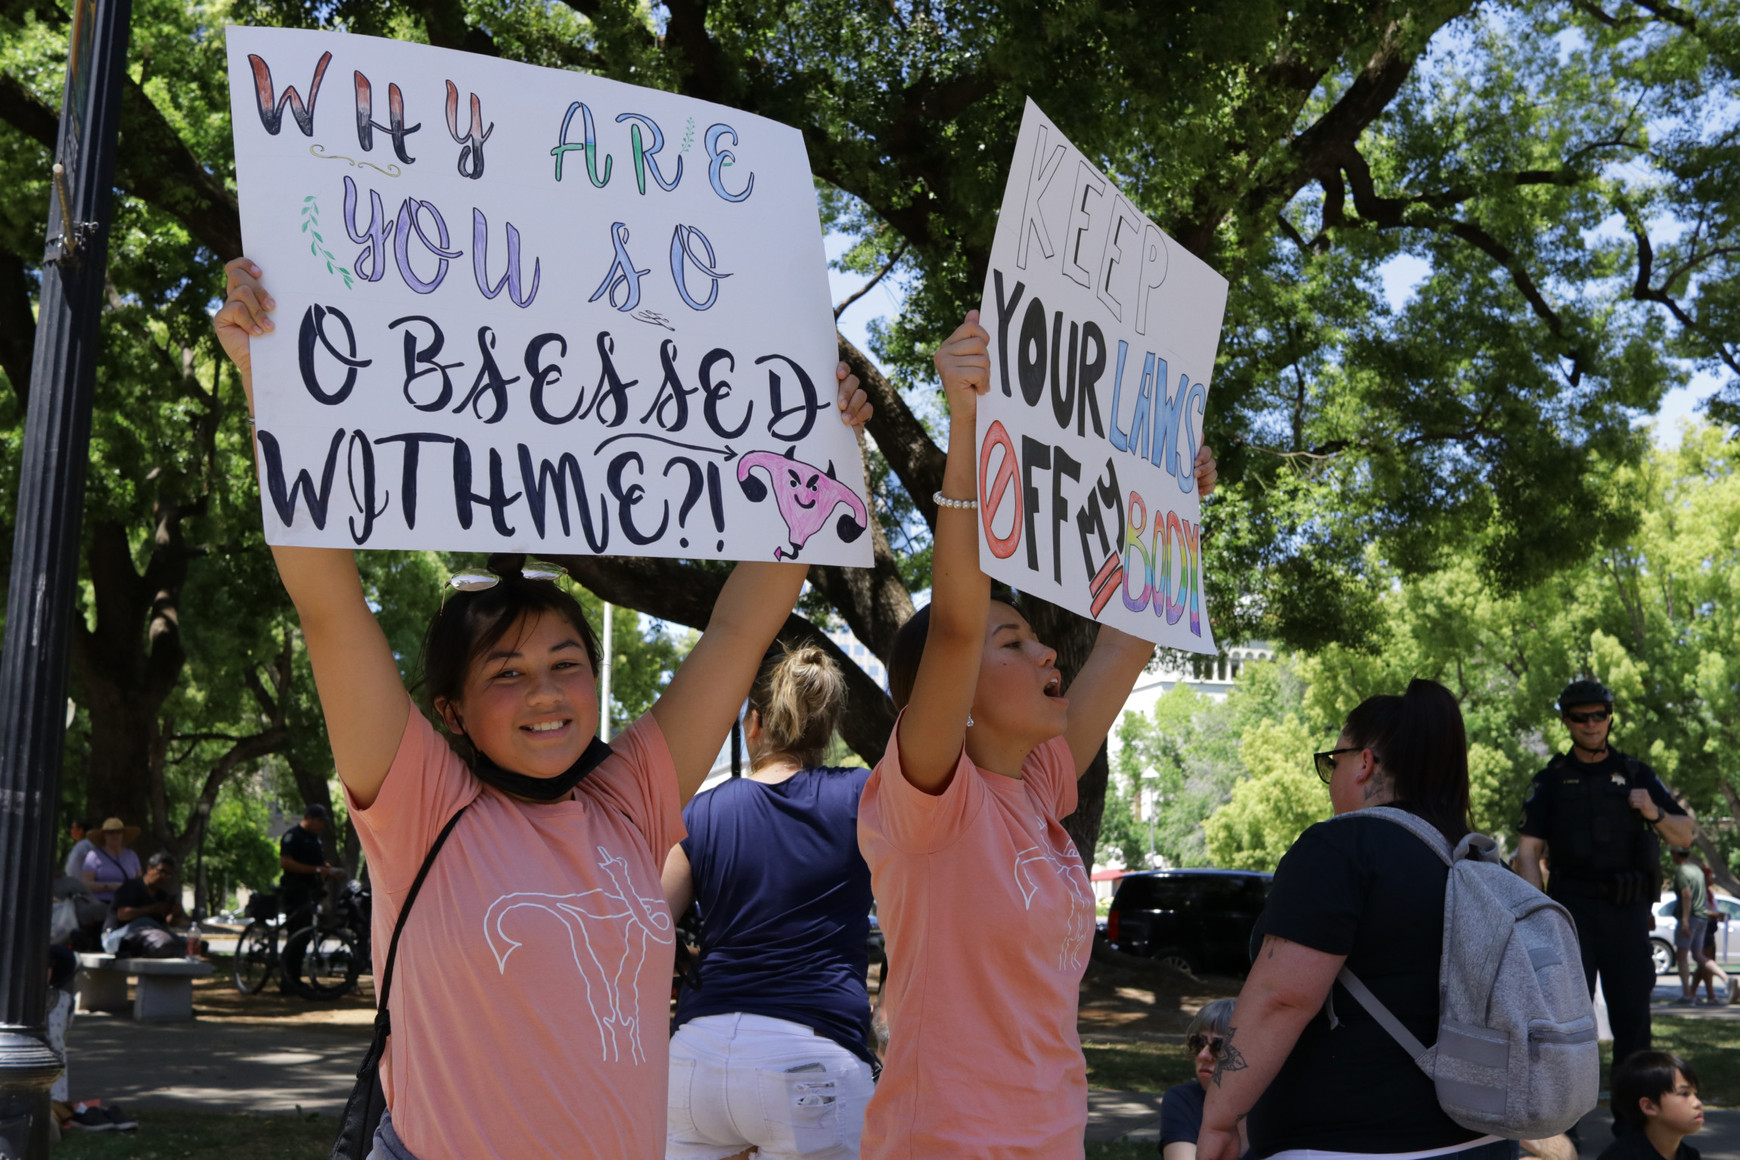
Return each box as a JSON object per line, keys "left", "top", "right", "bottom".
{"left": 225, "top": 26, "right": 870, "bottom": 565}
{"left": 976, "top": 100, "right": 1227, "bottom": 652}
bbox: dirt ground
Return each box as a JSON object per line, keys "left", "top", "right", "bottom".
{"left": 1077, "top": 942, "right": 1242, "bottom": 1042}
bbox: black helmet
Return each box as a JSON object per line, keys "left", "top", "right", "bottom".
{"left": 1556, "top": 679, "right": 1614, "bottom": 713}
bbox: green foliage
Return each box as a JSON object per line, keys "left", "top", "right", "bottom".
{"left": 199, "top": 785, "right": 282, "bottom": 907}
{"left": 1113, "top": 657, "right": 1316, "bottom": 868}
{"left": 1203, "top": 715, "right": 1332, "bottom": 871}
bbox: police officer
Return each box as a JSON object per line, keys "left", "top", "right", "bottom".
{"left": 1517, "top": 679, "right": 1694, "bottom": 1123}
{"left": 278, "top": 803, "right": 341, "bottom": 994}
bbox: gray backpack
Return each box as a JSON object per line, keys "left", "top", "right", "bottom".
{"left": 1326, "top": 807, "right": 1600, "bottom": 1139}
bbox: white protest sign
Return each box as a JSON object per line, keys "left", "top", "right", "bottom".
{"left": 225, "top": 26, "right": 870, "bottom": 565}
{"left": 976, "top": 100, "right": 1227, "bottom": 652}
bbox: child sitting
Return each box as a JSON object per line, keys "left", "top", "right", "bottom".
{"left": 1599, "top": 1051, "right": 1705, "bottom": 1160}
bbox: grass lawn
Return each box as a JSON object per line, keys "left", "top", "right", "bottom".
{"left": 56, "top": 1109, "right": 337, "bottom": 1159}
{"left": 1089, "top": 1145, "right": 1158, "bottom": 1159}
{"left": 1084, "top": 1039, "right": 1196, "bottom": 1093}
{"left": 1604, "top": 1016, "right": 1740, "bottom": 1106}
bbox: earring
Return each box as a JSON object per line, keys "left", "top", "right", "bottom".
{"left": 966, "top": 714, "right": 975, "bottom": 728}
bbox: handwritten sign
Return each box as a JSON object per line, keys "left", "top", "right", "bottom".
{"left": 225, "top": 26, "right": 870, "bottom": 565}
{"left": 976, "top": 101, "right": 1226, "bottom": 652}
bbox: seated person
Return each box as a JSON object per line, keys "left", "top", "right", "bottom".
{"left": 81, "top": 817, "right": 141, "bottom": 904}
{"left": 1600, "top": 1051, "right": 1705, "bottom": 1160}
{"left": 102, "top": 853, "right": 201, "bottom": 958}
{"left": 1159, "top": 998, "right": 1238, "bottom": 1160}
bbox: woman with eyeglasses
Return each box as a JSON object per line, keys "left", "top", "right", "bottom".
{"left": 1197, "top": 679, "right": 1508, "bottom": 1160}
{"left": 1159, "top": 999, "right": 1239, "bottom": 1160}
{"left": 215, "top": 259, "right": 871, "bottom": 1160}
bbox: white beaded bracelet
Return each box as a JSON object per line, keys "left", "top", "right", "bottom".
{"left": 932, "top": 491, "right": 978, "bottom": 510}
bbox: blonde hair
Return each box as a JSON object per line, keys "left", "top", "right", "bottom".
{"left": 748, "top": 642, "right": 847, "bottom": 768}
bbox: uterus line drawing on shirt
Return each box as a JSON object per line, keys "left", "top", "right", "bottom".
{"left": 483, "top": 846, "right": 674, "bottom": 1065}
{"left": 1013, "top": 820, "right": 1092, "bottom": 973}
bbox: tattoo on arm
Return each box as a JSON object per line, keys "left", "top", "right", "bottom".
{"left": 1210, "top": 1025, "right": 1249, "bottom": 1088}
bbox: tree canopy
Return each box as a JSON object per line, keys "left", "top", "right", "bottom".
{"left": 2, "top": 0, "right": 1736, "bottom": 872}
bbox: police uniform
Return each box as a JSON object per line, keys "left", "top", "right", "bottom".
{"left": 1519, "top": 748, "right": 1684, "bottom": 1076}
{"left": 278, "top": 822, "right": 327, "bottom": 915}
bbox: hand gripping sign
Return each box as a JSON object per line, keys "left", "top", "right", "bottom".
{"left": 975, "top": 101, "right": 1228, "bottom": 652}
{"left": 225, "top": 26, "right": 870, "bottom": 565}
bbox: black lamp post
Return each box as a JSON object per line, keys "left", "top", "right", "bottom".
{"left": 0, "top": 1, "right": 132, "bottom": 1155}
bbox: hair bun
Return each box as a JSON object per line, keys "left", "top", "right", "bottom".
{"left": 486, "top": 553, "right": 527, "bottom": 579}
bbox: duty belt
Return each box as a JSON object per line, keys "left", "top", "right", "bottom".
{"left": 1550, "top": 871, "right": 1654, "bottom": 905}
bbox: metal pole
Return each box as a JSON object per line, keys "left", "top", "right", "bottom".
{"left": 598, "top": 602, "right": 613, "bottom": 742}
{"left": 0, "top": 1, "right": 132, "bottom": 1154}
{"left": 193, "top": 801, "right": 211, "bottom": 921}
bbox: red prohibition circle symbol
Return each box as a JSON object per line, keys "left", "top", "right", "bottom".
{"left": 979, "top": 420, "right": 1021, "bottom": 559}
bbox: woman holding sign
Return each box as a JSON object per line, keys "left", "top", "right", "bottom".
{"left": 862, "top": 311, "right": 1216, "bottom": 1159}
{"left": 214, "top": 258, "right": 870, "bottom": 1160}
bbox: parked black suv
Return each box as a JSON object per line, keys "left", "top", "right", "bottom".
{"left": 1105, "top": 868, "right": 1272, "bottom": 976}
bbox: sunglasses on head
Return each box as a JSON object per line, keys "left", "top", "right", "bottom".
{"left": 1312, "top": 747, "right": 1360, "bottom": 784}
{"left": 448, "top": 559, "right": 568, "bottom": 591}
{"left": 1564, "top": 709, "right": 1610, "bottom": 724}
{"left": 1187, "top": 1033, "right": 1226, "bottom": 1056}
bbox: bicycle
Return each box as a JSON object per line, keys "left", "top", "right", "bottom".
{"left": 232, "top": 891, "right": 320, "bottom": 994}
{"left": 292, "top": 879, "right": 372, "bottom": 999}
{"left": 232, "top": 891, "right": 286, "bottom": 994}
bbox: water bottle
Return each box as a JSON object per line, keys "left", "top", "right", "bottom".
{"left": 187, "top": 920, "right": 202, "bottom": 959}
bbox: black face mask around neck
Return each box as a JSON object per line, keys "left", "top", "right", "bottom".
{"left": 467, "top": 735, "right": 614, "bottom": 801}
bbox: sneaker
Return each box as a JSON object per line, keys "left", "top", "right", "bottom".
{"left": 1727, "top": 977, "right": 1739, "bottom": 1006}
{"left": 66, "top": 1103, "right": 113, "bottom": 1131}
{"left": 105, "top": 1104, "right": 138, "bottom": 1131}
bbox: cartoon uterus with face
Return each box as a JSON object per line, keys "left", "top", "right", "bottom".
{"left": 737, "top": 447, "right": 868, "bottom": 561}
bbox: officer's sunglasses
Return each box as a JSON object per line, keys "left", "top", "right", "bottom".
{"left": 1312, "top": 748, "right": 1359, "bottom": 784}
{"left": 1187, "top": 1033, "right": 1227, "bottom": 1057}
{"left": 1564, "top": 709, "right": 1611, "bottom": 724}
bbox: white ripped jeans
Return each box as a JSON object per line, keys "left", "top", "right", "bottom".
{"left": 666, "top": 1013, "right": 876, "bottom": 1160}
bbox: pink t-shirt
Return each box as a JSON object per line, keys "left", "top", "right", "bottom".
{"left": 347, "top": 709, "right": 683, "bottom": 1160}
{"left": 857, "top": 724, "right": 1095, "bottom": 1160}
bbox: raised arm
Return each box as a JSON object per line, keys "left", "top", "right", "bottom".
{"left": 214, "top": 258, "right": 410, "bottom": 808}
{"left": 1062, "top": 446, "right": 1218, "bottom": 775}
{"left": 650, "top": 366, "right": 872, "bottom": 804}
{"left": 895, "top": 313, "right": 992, "bottom": 795}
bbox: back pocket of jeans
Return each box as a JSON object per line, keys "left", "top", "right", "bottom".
{"left": 755, "top": 1062, "right": 843, "bottom": 1155}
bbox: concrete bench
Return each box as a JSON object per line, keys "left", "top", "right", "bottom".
{"left": 75, "top": 953, "right": 213, "bottom": 1022}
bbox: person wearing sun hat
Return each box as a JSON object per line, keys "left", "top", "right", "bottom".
{"left": 79, "top": 817, "right": 142, "bottom": 904}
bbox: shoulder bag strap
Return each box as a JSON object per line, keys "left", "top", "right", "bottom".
{"left": 375, "top": 804, "right": 469, "bottom": 1024}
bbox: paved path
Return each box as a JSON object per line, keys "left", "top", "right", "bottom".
{"left": 66, "top": 1009, "right": 371, "bottom": 1114}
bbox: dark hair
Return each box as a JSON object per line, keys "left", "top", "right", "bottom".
{"left": 888, "top": 587, "right": 1023, "bottom": 711}
{"left": 303, "top": 803, "right": 330, "bottom": 821}
{"left": 1341, "top": 678, "right": 1471, "bottom": 844}
{"left": 747, "top": 641, "right": 846, "bottom": 768}
{"left": 1613, "top": 1051, "right": 1698, "bottom": 1127}
{"left": 146, "top": 852, "right": 176, "bottom": 870}
{"left": 417, "top": 554, "right": 602, "bottom": 757}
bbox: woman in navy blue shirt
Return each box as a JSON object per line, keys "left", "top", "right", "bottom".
{"left": 662, "top": 642, "right": 876, "bottom": 1160}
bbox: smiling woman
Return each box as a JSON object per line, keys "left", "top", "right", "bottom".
{"left": 211, "top": 256, "right": 873, "bottom": 1160}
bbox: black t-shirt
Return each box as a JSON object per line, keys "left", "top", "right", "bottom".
{"left": 1518, "top": 750, "right": 1684, "bottom": 840}
{"left": 1159, "top": 1080, "right": 1205, "bottom": 1148}
{"left": 280, "top": 824, "right": 326, "bottom": 903}
{"left": 1245, "top": 813, "right": 1480, "bottom": 1158}
{"left": 1596, "top": 1130, "right": 1699, "bottom": 1160}
{"left": 104, "top": 877, "right": 171, "bottom": 932}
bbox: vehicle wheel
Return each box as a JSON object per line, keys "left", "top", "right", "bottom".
{"left": 1154, "top": 949, "right": 1197, "bottom": 977}
{"left": 301, "top": 928, "right": 361, "bottom": 998}
{"left": 1651, "top": 938, "right": 1675, "bottom": 978}
{"left": 233, "top": 921, "right": 274, "bottom": 994}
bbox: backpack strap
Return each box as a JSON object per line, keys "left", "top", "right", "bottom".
{"left": 1333, "top": 966, "right": 1431, "bottom": 1066}
{"left": 1327, "top": 805, "right": 1453, "bottom": 866}
{"left": 375, "top": 804, "right": 469, "bottom": 1029}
